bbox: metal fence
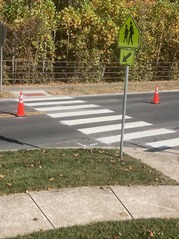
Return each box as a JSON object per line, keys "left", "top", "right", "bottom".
{"left": 2, "top": 60, "right": 179, "bottom": 84}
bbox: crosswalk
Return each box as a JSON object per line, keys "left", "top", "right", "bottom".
{"left": 23, "top": 96, "right": 179, "bottom": 150}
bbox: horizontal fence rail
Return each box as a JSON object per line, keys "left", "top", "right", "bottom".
{"left": 2, "top": 60, "right": 179, "bottom": 84}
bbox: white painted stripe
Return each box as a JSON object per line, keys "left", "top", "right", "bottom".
{"left": 25, "top": 100, "right": 85, "bottom": 107}
{"left": 35, "top": 104, "right": 99, "bottom": 112}
{"left": 125, "top": 129, "right": 175, "bottom": 141}
{"left": 79, "top": 121, "right": 152, "bottom": 134}
{"left": 48, "top": 109, "right": 113, "bottom": 118}
{"left": 146, "top": 138, "right": 179, "bottom": 148}
{"left": 61, "top": 115, "right": 132, "bottom": 126}
{"left": 22, "top": 96, "right": 73, "bottom": 102}
{"left": 97, "top": 128, "right": 175, "bottom": 144}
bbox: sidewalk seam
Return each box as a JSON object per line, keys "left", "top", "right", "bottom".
{"left": 109, "top": 186, "right": 134, "bottom": 219}
{"left": 28, "top": 193, "right": 55, "bottom": 229}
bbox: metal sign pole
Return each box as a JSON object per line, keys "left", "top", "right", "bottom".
{"left": 0, "top": 47, "right": 2, "bottom": 92}
{"left": 120, "top": 65, "right": 129, "bottom": 159}
{"left": 118, "top": 16, "right": 140, "bottom": 159}
{"left": 0, "top": 22, "right": 6, "bottom": 93}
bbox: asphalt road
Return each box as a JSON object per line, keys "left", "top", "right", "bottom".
{"left": 80, "top": 91, "right": 179, "bottom": 128}
{"left": 0, "top": 91, "right": 179, "bottom": 151}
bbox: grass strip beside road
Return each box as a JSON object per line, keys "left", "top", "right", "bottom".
{"left": 10, "top": 219, "right": 179, "bottom": 239}
{"left": 1, "top": 81, "right": 179, "bottom": 99}
{"left": 0, "top": 148, "right": 177, "bottom": 195}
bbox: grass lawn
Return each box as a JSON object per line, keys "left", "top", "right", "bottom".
{"left": 0, "top": 148, "right": 177, "bottom": 195}
{"left": 10, "top": 218, "right": 179, "bottom": 239}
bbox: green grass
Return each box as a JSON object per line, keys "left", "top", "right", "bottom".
{"left": 10, "top": 219, "right": 179, "bottom": 239}
{"left": 0, "top": 148, "right": 177, "bottom": 195}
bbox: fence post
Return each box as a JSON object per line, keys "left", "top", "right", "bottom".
{"left": 42, "top": 59, "right": 45, "bottom": 82}
{"left": 12, "top": 55, "right": 15, "bottom": 82}
{"left": 0, "top": 47, "right": 3, "bottom": 92}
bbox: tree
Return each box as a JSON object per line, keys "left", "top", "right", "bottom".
{"left": 56, "top": 0, "right": 125, "bottom": 62}
{"left": 2, "top": 0, "right": 56, "bottom": 61}
{"left": 1, "top": 0, "right": 178, "bottom": 83}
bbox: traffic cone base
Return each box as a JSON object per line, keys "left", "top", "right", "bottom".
{"left": 16, "top": 92, "right": 25, "bottom": 117}
{"left": 153, "top": 85, "right": 160, "bottom": 104}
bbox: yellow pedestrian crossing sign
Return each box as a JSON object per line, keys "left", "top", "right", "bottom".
{"left": 118, "top": 16, "right": 140, "bottom": 49}
{"left": 120, "top": 48, "right": 135, "bottom": 66}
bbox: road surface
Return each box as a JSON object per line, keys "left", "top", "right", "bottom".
{"left": 0, "top": 91, "right": 179, "bottom": 151}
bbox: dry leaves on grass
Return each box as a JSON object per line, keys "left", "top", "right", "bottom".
{"left": 48, "top": 178, "right": 55, "bottom": 181}
{"left": 121, "top": 166, "right": 136, "bottom": 172}
{"left": 113, "top": 236, "right": 119, "bottom": 239}
{"left": 74, "top": 153, "right": 79, "bottom": 158}
{"left": 147, "top": 229, "right": 155, "bottom": 237}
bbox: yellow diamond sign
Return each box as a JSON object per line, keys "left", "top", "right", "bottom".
{"left": 118, "top": 16, "right": 140, "bottom": 49}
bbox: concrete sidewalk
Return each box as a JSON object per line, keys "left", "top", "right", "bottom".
{"left": 124, "top": 147, "right": 179, "bottom": 183}
{"left": 0, "top": 185, "right": 179, "bottom": 239}
{"left": 0, "top": 147, "right": 179, "bottom": 238}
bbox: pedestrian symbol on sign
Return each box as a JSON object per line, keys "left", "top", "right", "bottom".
{"left": 128, "top": 21, "right": 134, "bottom": 45}
{"left": 123, "top": 22, "right": 134, "bottom": 45}
{"left": 123, "top": 25, "right": 128, "bottom": 43}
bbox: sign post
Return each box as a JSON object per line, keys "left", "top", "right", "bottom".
{"left": 118, "top": 16, "right": 140, "bottom": 159}
{"left": 0, "top": 22, "right": 6, "bottom": 92}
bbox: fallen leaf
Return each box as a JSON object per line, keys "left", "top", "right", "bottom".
{"left": 147, "top": 230, "right": 155, "bottom": 237}
{"left": 113, "top": 236, "right": 119, "bottom": 239}
{"left": 0, "top": 174, "right": 4, "bottom": 179}
{"left": 48, "top": 178, "right": 54, "bottom": 181}
{"left": 74, "top": 153, "right": 79, "bottom": 157}
{"left": 100, "top": 186, "right": 105, "bottom": 190}
{"left": 119, "top": 211, "right": 128, "bottom": 217}
{"left": 99, "top": 150, "right": 105, "bottom": 153}
{"left": 122, "top": 168, "right": 130, "bottom": 171}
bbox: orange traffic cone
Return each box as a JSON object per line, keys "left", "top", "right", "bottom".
{"left": 16, "top": 92, "right": 25, "bottom": 117}
{"left": 153, "top": 85, "right": 160, "bottom": 104}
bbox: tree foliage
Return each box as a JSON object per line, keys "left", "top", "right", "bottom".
{"left": 0, "top": 0, "right": 178, "bottom": 66}
{"left": 56, "top": 0, "right": 179, "bottom": 64}
{"left": 1, "top": 0, "right": 56, "bottom": 61}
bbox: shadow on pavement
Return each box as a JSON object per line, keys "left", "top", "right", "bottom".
{"left": 0, "top": 135, "right": 40, "bottom": 149}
